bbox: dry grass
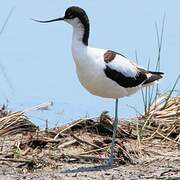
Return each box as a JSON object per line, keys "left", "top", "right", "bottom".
{"left": 137, "top": 92, "right": 180, "bottom": 145}
{"left": 0, "top": 102, "right": 54, "bottom": 137}
{"left": 0, "top": 111, "right": 37, "bottom": 137}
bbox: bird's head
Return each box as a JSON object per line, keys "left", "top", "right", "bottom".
{"left": 33, "top": 6, "right": 90, "bottom": 45}
{"left": 33, "top": 6, "right": 89, "bottom": 29}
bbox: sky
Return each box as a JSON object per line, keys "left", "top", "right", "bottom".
{"left": 0, "top": 1, "right": 179, "bottom": 128}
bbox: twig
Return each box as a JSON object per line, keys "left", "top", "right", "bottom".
{"left": 156, "top": 131, "right": 180, "bottom": 145}
{"left": 0, "top": 158, "right": 34, "bottom": 164}
{"left": 80, "top": 146, "right": 109, "bottom": 155}
{"left": 116, "top": 143, "right": 133, "bottom": 162}
{"left": 161, "top": 126, "right": 176, "bottom": 142}
{"left": 141, "top": 113, "right": 154, "bottom": 132}
{"left": 53, "top": 117, "right": 97, "bottom": 140}
{"left": 71, "top": 133, "right": 100, "bottom": 149}
{"left": 143, "top": 124, "right": 161, "bottom": 141}
{"left": 58, "top": 139, "right": 77, "bottom": 148}
{"left": 40, "top": 137, "right": 63, "bottom": 143}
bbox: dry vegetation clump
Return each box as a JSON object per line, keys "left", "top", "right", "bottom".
{"left": 0, "top": 105, "right": 37, "bottom": 137}
{"left": 0, "top": 110, "right": 138, "bottom": 173}
{"left": 137, "top": 93, "right": 180, "bottom": 145}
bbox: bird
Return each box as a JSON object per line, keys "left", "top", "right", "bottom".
{"left": 33, "top": 6, "right": 164, "bottom": 168}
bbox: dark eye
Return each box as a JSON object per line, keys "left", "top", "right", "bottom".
{"left": 67, "top": 14, "right": 74, "bottom": 19}
{"left": 68, "top": 15, "right": 74, "bottom": 19}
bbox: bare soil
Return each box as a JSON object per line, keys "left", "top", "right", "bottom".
{"left": 0, "top": 148, "right": 180, "bottom": 179}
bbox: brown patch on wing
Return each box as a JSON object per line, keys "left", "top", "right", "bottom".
{"left": 104, "top": 50, "right": 116, "bottom": 63}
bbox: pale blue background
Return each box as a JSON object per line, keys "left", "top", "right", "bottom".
{"left": 0, "top": 1, "right": 179, "bottom": 127}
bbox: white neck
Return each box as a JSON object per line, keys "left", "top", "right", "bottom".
{"left": 66, "top": 18, "right": 86, "bottom": 48}
{"left": 72, "top": 26, "right": 85, "bottom": 47}
{"left": 71, "top": 25, "right": 88, "bottom": 65}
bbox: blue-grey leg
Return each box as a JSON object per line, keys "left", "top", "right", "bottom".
{"left": 106, "top": 98, "right": 119, "bottom": 167}
{"left": 61, "top": 99, "right": 119, "bottom": 172}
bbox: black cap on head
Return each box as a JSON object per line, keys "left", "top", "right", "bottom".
{"left": 33, "top": 6, "right": 90, "bottom": 46}
{"left": 64, "top": 6, "right": 87, "bottom": 19}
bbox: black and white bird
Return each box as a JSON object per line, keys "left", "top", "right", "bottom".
{"left": 34, "top": 6, "right": 164, "bottom": 168}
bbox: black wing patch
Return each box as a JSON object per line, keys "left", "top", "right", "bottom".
{"left": 104, "top": 65, "right": 147, "bottom": 88}
{"left": 143, "top": 71, "right": 164, "bottom": 85}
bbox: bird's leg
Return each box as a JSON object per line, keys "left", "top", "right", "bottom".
{"left": 61, "top": 99, "right": 119, "bottom": 172}
{"left": 106, "top": 98, "right": 119, "bottom": 167}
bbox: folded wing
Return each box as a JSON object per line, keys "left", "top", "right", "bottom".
{"left": 103, "top": 50, "right": 164, "bottom": 88}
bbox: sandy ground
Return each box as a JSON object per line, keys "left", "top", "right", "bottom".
{"left": 0, "top": 144, "right": 179, "bottom": 180}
